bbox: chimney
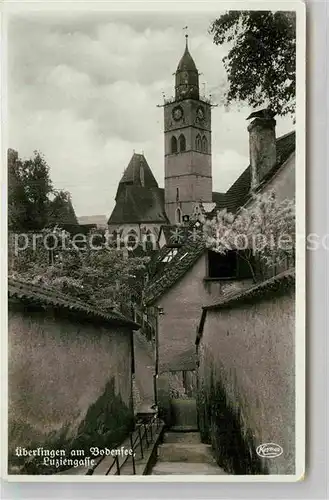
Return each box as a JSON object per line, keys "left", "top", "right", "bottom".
{"left": 247, "top": 113, "right": 276, "bottom": 189}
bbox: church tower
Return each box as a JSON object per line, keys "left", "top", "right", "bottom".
{"left": 164, "top": 35, "right": 212, "bottom": 224}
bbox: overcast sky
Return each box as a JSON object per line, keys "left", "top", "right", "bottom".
{"left": 8, "top": 11, "right": 294, "bottom": 217}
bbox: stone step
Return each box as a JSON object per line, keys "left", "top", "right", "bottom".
{"left": 163, "top": 432, "right": 201, "bottom": 444}
{"left": 157, "top": 443, "right": 216, "bottom": 464}
{"left": 151, "top": 462, "right": 228, "bottom": 475}
{"left": 169, "top": 425, "right": 198, "bottom": 432}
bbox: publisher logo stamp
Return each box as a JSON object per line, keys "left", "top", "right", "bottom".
{"left": 256, "top": 443, "right": 283, "bottom": 458}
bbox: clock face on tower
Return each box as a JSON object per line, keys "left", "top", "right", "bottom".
{"left": 172, "top": 106, "right": 183, "bottom": 121}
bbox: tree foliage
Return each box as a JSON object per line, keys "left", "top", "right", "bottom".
{"left": 8, "top": 149, "right": 78, "bottom": 231}
{"left": 203, "top": 191, "right": 295, "bottom": 279}
{"left": 9, "top": 227, "right": 149, "bottom": 312}
{"left": 210, "top": 11, "right": 296, "bottom": 116}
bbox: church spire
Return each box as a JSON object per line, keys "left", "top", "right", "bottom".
{"left": 175, "top": 35, "right": 199, "bottom": 101}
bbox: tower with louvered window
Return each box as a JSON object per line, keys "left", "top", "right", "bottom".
{"left": 164, "top": 35, "right": 212, "bottom": 224}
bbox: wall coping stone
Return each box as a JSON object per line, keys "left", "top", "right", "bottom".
{"left": 8, "top": 277, "right": 140, "bottom": 329}
{"left": 196, "top": 268, "right": 295, "bottom": 345}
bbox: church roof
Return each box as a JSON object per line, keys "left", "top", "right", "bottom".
{"left": 176, "top": 43, "right": 198, "bottom": 73}
{"left": 108, "top": 152, "right": 168, "bottom": 225}
{"left": 116, "top": 153, "right": 159, "bottom": 199}
{"left": 144, "top": 130, "right": 296, "bottom": 305}
{"left": 108, "top": 186, "right": 168, "bottom": 225}
{"left": 175, "top": 36, "right": 199, "bottom": 101}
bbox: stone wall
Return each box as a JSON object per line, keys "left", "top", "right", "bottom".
{"left": 197, "top": 288, "right": 295, "bottom": 475}
{"left": 8, "top": 303, "right": 134, "bottom": 474}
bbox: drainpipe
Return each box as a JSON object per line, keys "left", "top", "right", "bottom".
{"left": 153, "top": 306, "right": 164, "bottom": 408}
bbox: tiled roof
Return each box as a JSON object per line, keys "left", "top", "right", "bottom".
{"left": 212, "top": 191, "right": 227, "bottom": 210}
{"left": 214, "top": 131, "right": 296, "bottom": 213}
{"left": 108, "top": 186, "right": 169, "bottom": 225}
{"left": 8, "top": 277, "right": 140, "bottom": 329}
{"left": 145, "top": 131, "right": 295, "bottom": 304}
{"left": 108, "top": 152, "right": 169, "bottom": 225}
{"left": 159, "top": 224, "right": 190, "bottom": 248}
{"left": 145, "top": 228, "right": 205, "bottom": 305}
{"left": 196, "top": 269, "right": 295, "bottom": 344}
{"left": 118, "top": 153, "right": 158, "bottom": 191}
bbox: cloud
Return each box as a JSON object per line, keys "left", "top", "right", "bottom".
{"left": 7, "top": 11, "right": 294, "bottom": 217}
{"left": 212, "top": 150, "right": 249, "bottom": 193}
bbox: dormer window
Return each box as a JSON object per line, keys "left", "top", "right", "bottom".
{"left": 206, "top": 250, "right": 254, "bottom": 280}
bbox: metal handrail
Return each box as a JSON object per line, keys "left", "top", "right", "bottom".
{"left": 88, "top": 412, "right": 160, "bottom": 476}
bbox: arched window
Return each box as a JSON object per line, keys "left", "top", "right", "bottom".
{"left": 202, "top": 136, "right": 208, "bottom": 153}
{"left": 171, "top": 136, "right": 177, "bottom": 154}
{"left": 175, "top": 207, "right": 182, "bottom": 224}
{"left": 143, "top": 229, "right": 156, "bottom": 252}
{"left": 126, "top": 229, "right": 138, "bottom": 251}
{"left": 195, "top": 134, "right": 201, "bottom": 151}
{"left": 176, "top": 187, "right": 179, "bottom": 202}
{"left": 179, "top": 134, "right": 186, "bottom": 152}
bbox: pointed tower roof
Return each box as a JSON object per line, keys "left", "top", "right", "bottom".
{"left": 177, "top": 36, "right": 198, "bottom": 72}
{"left": 175, "top": 35, "right": 199, "bottom": 100}
{"left": 108, "top": 153, "right": 168, "bottom": 225}
{"left": 116, "top": 153, "right": 158, "bottom": 200}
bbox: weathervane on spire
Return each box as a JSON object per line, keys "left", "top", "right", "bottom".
{"left": 183, "top": 25, "right": 188, "bottom": 46}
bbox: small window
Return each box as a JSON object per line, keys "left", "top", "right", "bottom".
{"left": 126, "top": 229, "right": 138, "bottom": 250}
{"left": 176, "top": 187, "right": 179, "bottom": 202}
{"left": 175, "top": 207, "right": 182, "bottom": 224}
{"left": 201, "top": 136, "right": 208, "bottom": 153}
{"left": 171, "top": 136, "right": 178, "bottom": 154}
{"left": 179, "top": 134, "right": 186, "bottom": 152}
{"left": 207, "top": 250, "right": 253, "bottom": 279}
{"left": 195, "top": 134, "right": 201, "bottom": 151}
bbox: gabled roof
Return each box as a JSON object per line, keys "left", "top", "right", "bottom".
{"left": 8, "top": 277, "right": 140, "bottom": 329}
{"left": 108, "top": 186, "right": 168, "bottom": 225}
{"left": 108, "top": 153, "right": 168, "bottom": 225}
{"left": 116, "top": 153, "right": 158, "bottom": 199}
{"left": 214, "top": 131, "right": 296, "bottom": 213}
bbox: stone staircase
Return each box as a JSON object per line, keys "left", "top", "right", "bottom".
{"left": 151, "top": 398, "right": 227, "bottom": 476}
